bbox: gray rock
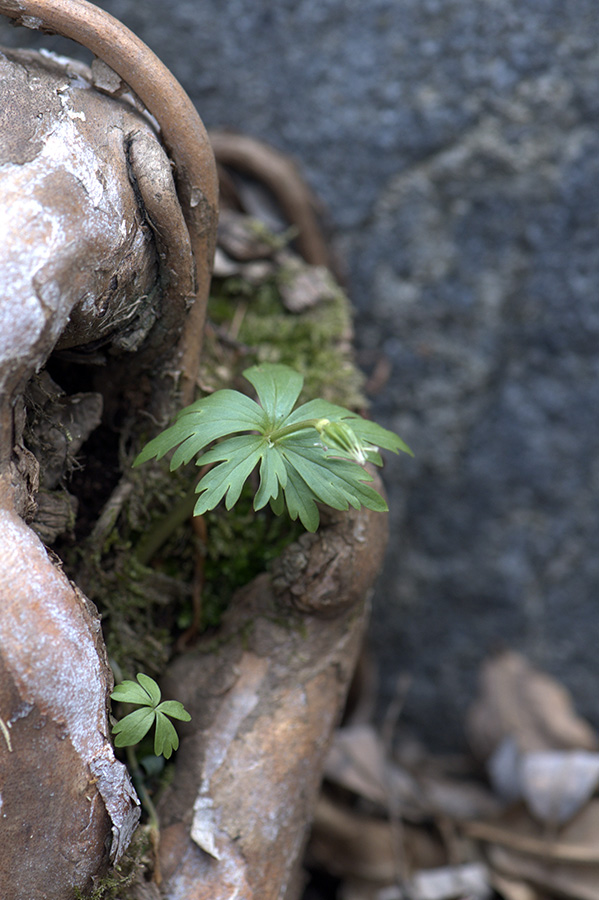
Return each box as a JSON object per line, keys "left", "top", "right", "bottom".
{"left": 2, "top": 0, "right": 599, "bottom": 748}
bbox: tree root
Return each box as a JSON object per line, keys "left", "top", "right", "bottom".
{"left": 156, "top": 497, "right": 389, "bottom": 900}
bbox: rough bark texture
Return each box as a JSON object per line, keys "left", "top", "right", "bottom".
{"left": 1, "top": 26, "right": 384, "bottom": 899}
{"left": 0, "top": 45, "right": 196, "bottom": 442}
{"left": 0, "top": 40, "right": 213, "bottom": 897}
{"left": 0, "top": 476, "right": 139, "bottom": 900}
{"left": 0, "top": 0, "right": 219, "bottom": 408}
{"left": 11, "top": 0, "right": 596, "bottom": 750}
{"left": 157, "top": 501, "right": 389, "bottom": 900}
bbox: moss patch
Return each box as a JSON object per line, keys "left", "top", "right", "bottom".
{"left": 66, "top": 241, "right": 367, "bottom": 679}
{"left": 74, "top": 826, "right": 155, "bottom": 899}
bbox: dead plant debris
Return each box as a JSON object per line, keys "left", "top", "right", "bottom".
{"left": 303, "top": 650, "right": 599, "bottom": 900}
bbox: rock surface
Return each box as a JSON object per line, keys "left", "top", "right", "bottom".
{"left": 2, "top": 1, "right": 599, "bottom": 747}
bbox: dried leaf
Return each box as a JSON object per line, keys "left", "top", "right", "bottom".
{"left": 464, "top": 801, "right": 599, "bottom": 864}
{"left": 491, "top": 872, "right": 545, "bottom": 900}
{"left": 340, "top": 865, "right": 493, "bottom": 900}
{"left": 487, "top": 740, "right": 599, "bottom": 825}
{"left": 210, "top": 130, "right": 333, "bottom": 269}
{"left": 490, "top": 843, "right": 599, "bottom": 900}
{"left": 217, "top": 208, "right": 276, "bottom": 261}
{"left": 309, "top": 795, "right": 446, "bottom": 884}
{"left": 339, "top": 880, "right": 392, "bottom": 900}
{"left": 278, "top": 258, "right": 338, "bottom": 312}
{"left": 419, "top": 772, "right": 503, "bottom": 822}
{"left": 309, "top": 794, "right": 399, "bottom": 883}
{"left": 520, "top": 751, "right": 599, "bottom": 826}
{"left": 408, "top": 863, "right": 492, "bottom": 900}
{"left": 323, "top": 724, "right": 394, "bottom": 806}
{"left": 488, "top": 737, "right": 522, "bottom": 803}
{"left": 466, "top": 652, "right": 597, "bottom": 761}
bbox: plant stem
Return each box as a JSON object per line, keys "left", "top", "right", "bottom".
{"left": 267, "top": 417, "right": 328, "bottom": 442}
{"left": 134, "top": 489, "right": 197, "bottom": 566}
{"left": 126, "top": 743, "right": 160, "bottom": 833}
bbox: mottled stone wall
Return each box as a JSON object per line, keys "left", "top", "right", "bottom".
{"left": 3, "top": 0, "right": 598, "bottom": 747}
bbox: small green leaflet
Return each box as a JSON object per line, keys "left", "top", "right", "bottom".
{"left": 134, "top": 363, "right": 413, "bottom": 532}
{"left": 111, "top": 673, "right": 191, "bottom": 759}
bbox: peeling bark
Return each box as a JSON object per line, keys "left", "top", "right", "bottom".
{"left": 0, "top": 48, "right": 165, "bottom": 897}
{"left": 0, "top": 475, "right": 140, "bottom": 899}
{"left": 0, "top": 46, "right": 181, "bottom": 448}
{"left": 0, "top": 18, "right": 386, "bottom": 897}
{"left": 0, "top": 0, "right": 219, "bottom": 406}
{"left": 0, "top": 33, "right": 216, "bottom": 897}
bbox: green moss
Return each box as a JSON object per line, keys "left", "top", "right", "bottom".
{"left": 68, "top": 234, "right": 368, "bottom": 679}
{"left": 207, "top": 267, "right": 366, "bottom": 409}
{"left": 189, "top": 486, "right": 304, "bottom": 629}
{"left": 60, "top": 463, "right": 191, "bottom": 678}
{"left": 74, "top": 826, "right": 154, "bottom": 899}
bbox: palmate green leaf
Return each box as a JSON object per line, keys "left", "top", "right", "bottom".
{"left": 254, "top": 447, "right": 288, "bottom": 510}
{"left": 277, "top": 437, "right": 388, "bottom": 531}
{"left": 111, "top": 673, "right": 191, "bottom": 757}
{"left": 112, "top": 706, "right": 155, "bottom": 747}
{"left": 136, "top": 672, "right": 161, "bottom": 705}
{"left": 243, "top": 363, "right": 304, "bottom": 426}
{"left": 270, "top": 488, "right": 286, "bottom": 518}
{"left": 111, "top": 674, "right": 158, "bottom": 706}
{"left": 153, "top": 711, "right": 180, "bottom": 759}
{"left": 133, "top": 362, "right": 412, "bottom": 532}
{"left": 193, "top": 435, "right": 266, "bottom": 515}
{"left": 280, "top": 464, "right": 320, "bottom": 532}
{"left": 133, "top": 390, "right": 267, "bottom": 469}
{"left": 156, "top": 700, "right": 192, "bottom": 722}
{"left": 282, "top": 444, "right": 354, "bottom": 511}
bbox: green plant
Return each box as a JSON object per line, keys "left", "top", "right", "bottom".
{"left": 110, "top": 673, "right": 191, "bottom": 759}
{"left": 134, "top": 363, "right": 412, "bottom": 532}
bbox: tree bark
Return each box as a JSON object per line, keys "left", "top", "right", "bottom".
{"left": 0, "top": 37, "right": 216, "bottom": 897}
{"left": 1, "top": 20, "right": 388, "bottom": 898}
{"left": 158, "top": 501, "right": 389, "bottom": 900}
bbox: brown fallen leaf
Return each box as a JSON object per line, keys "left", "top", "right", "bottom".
{"left": 467, "top": 801, "right": 599, "bottom": 898}
{"left": 277, "top": 257, "right": 339, "bottom": 312}
{"left": 491, "top": 872, "right": 546, "bottom": 900}
{"left": 339, "top": 864, "right": 493, "bottom": 900}
{"left": 309, "top": 794, "right": 449, "bottom": 887}
{"left": 418, "top": 772, "right": 504, "bottom": 823}
{"left": 466, "top": 651, "right": 597, "bottom": 761}
{"left": 309, "top": 795, "right": 399, "bottom": 884}
{"left": 324, "top": 724, "right": 421, "bottom": 811}
{"left": 217, "top": 208, "right": 278, "bottom": 261}
{"left": 338, "top": 879, "right": 388, "bottom": 900}
{"left": 463, "top": 800, "right": 599, "bottom": 864}
{"left": 209, "top": 130, "right": 333, "bottom": 270}
{"left": 489, "top": 843, "right": 599, "bottom": 900}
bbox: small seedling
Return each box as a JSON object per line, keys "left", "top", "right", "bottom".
{"left": 111, "top": 673, "right": 191, "bottom": 759}
{"left": 134, "top": 362, "right": 412, "bottom": 532}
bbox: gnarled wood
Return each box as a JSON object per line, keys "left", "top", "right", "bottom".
{"left": 0, "top": 475, "right": 140, "bottom": 900}
{"left": 0, "top": 25, "right": 385, "bottom": 896}
{"left": 157, "top": 499, "right": 389, "bottom": 900}
{"left": 0, "top": 22, "right": 217, "bottom": 896}
{"left": 0, "top": 0, "right": 218, "bottom": 406}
